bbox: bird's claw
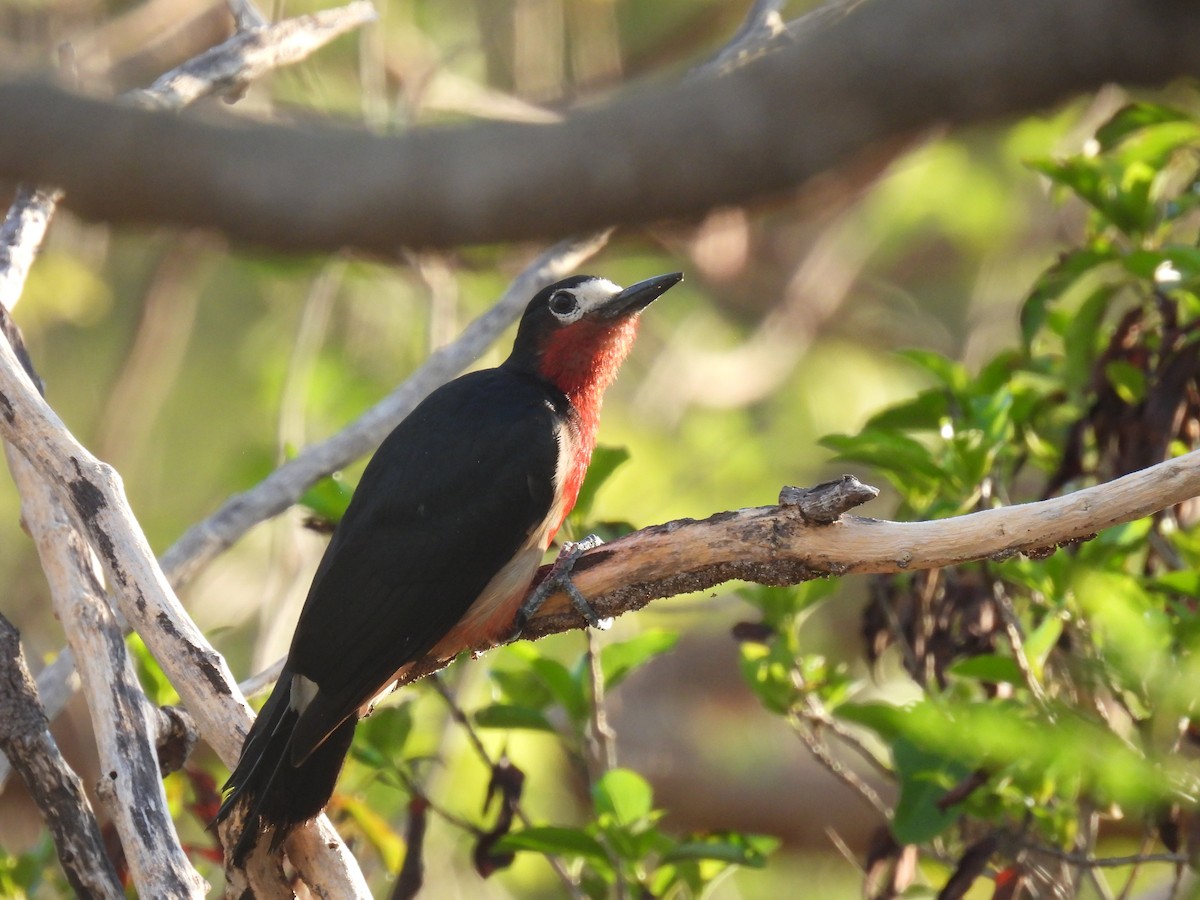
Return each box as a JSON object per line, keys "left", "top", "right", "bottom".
{"left": 509, "top": 535, "right": 607, "bottom": 641}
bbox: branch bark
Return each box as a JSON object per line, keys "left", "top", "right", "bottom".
{"left": 0, "top": 614, "right": 123, "bottom": 899}
{"left": 396, "top": 450, "right": 1200, "bottom": 671}
{"left": 7, "top": 450, "right": 208, "bottom": 896}
{"left": 0, "top": 2, "right": 381, "bottom": 895}
{"left": 0, "top": 0, "right": 1197, "bottom": 252}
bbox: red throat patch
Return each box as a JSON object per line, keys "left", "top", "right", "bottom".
{"left": 537, "top": 315, "right": 641, "bottom": 534}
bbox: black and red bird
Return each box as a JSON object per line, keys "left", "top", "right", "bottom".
{"left": 215, "top": 271, "right": 682, "bottom": 860}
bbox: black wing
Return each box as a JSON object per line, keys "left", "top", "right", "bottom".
{"left": 286, "top": 368, "right": 565, "bottom": 761}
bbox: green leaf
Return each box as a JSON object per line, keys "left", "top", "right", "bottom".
{"left": 128, "top": 633, "right": 180, "bottom": 706}
{"left": 1023, "top": 614, "right": 1065, "bottom": 678}
{"left": 357, "top": 704, "right": 414, "bottom": 758}
{"left": 947, "top": 654, "right": 1023, "bottom": 685}
{"left": 661, "top": 833, "right": 778, "bottom": 867}
{"left": 835, "top": 702, "right": 910, "bottom": 741}
{"left": 569, "top": 445, "right": 631, "bottom": 526}
{"left": 299, "top": 471, "right": 354, "bottom": 524}
{"left": 1112, "top": 121, "right": 1200, "bottom": 171}
{"left": 820, "top": 431, "right": 945, "bottom": 486}
{"left": 338, "top": 796, "right": 404, "bottom": 873}
{"left": 494, "top": 826, "right": 610, "bottom": 863}
{"left": 600, "top": 630, "right": 679, "bottom": 690}
{"left": 1062, "top": 285, "right": 1117, "bottom": 393}
{"left": 1108, "top": 358, "right": 1150, "bottom": 407}
{"left": 1020, "top": 247, "right": 1117, "bottom": 348}
{"left": 1152, "top": 570, "right": 1200, "bottom": 596}
{"left": 891, "top": 738, "right": 973, "bottom": 844}
{"left": 739, "top": 580, "right": 840, "bottom": 629}
{"left": 739, "top": 640, "right": 800, "bottom": 714}
{"left": 473, "top": 703, "right": 555, "bottom": 732}
{"left": 862, "top": 388, "right": 949, "bottom": 433}
{"left": 489, "top": 664, "right": 553, "bottom": 711}
{"left": 1094, "top": 102, "right": 1192, "bottom": 150}
{"left": 896, "top": 349, "right": 968, "bottom": 392}
{"left": 1123, "top": 247, "right": 1200, "bottom": 284}
{"left": 593, "top": 768, "right": 654, "bottom": 825}
{"left": 528, "top": 655, "right": 588, "bottom": 725}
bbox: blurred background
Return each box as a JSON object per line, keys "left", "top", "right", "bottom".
{"left": 0, "top": 0, "right": 1116, "bottom": 895}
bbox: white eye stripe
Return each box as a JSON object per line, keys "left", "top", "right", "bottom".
{"left": 549, "top": 278, "right": 622, "bottom": 323}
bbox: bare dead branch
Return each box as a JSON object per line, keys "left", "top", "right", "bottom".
{"left": 227, "top": 0, "right": 269, "bottom": 34}
{"left": 0, "top": 185, "right": 61, "bottom": 316}
{"left": 0, "top": 2, "right": 383, "bottom": 895}
{"left": 132, "top": 1, "right": 376, "bottom": 109}
{"left": 7, "top": 450, "right": 208, "bottom": 896}
{"left": 391, "top": 450, "right": 1200, "bottom": 671}
{"left": 0, "top": 0, "right": 1197, "bottom": 252}
{"left": 0, "top": 295, "right": 373, "bottom": 897}
{"left": 0, "top": 614, "right": 123, "bottom": 900}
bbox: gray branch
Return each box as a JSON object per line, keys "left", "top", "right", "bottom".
{"left": 0, "top": 2, "right": 381, "bottom": 895}
{"left": 0, "top": 614, "right": 123, "bottom": 900}
{"left": 0, "top": 0, "right": 1196, "bottom": 252}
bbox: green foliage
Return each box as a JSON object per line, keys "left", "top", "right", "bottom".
{"left": 0, "top": 838, "right": 69, "bottom": 899}
{"left": 497, "top": 768, "right": 777, "bottom": 899}
{"left": 746, "top": 97, "right": 1200, "bottom": 897}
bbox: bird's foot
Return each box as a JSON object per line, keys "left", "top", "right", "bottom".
{"left": 509, "top": 535, "right": 610, "bottom": 640}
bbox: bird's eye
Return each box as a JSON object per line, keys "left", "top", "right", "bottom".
{"left": 549, "top": 290, "right": 578, "bottom": 317}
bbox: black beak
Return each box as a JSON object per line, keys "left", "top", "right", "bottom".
{"left": 598, "top": 272, "right": 684, "bottom": 319}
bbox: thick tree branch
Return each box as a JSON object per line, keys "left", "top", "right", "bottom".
{"left": 0, "top": 281, "right": 373, "bottom": 898}
{"left": 391, "top": 451, "right": 1200, "bottom": 673}
{"left": 8, "top": 452, "right": 208, "bottom": 896}
{"left": 0, "top": 614, "right": 123, "bottom": 899}
{"left": 0, "top": 2, "right": 381, "bottom": 894}
{"left": 0, "top": 0, "right": 1198, "bottom": 252}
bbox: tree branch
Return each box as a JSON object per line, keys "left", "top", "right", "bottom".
{"left": 0, "top": 0, "right": 1197, "bottom": 252}
{"left": 0, "top": 2, "right": 382, "bottom": 894}
{"left": 390, "top": 450, "right": 1200, "bottom": 674}
{"left": 0, "top": 614, "right": 123, "bottom": 899}
{"left": 7, "top": 450, "right": 208, "bottom": 896}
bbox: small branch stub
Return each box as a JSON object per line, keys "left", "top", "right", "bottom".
{"left": 780, "top": 475, "right": 880, "bottom": 524}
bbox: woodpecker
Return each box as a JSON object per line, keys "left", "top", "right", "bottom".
{"left": 215, "top": 271, "right": 683, "bottom": 861}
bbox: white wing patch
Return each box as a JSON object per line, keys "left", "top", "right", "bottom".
{"left": 290, "top": 673, "right": 319, "bottom": 712}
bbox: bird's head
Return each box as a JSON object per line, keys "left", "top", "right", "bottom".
{"left": 504, "top": 272, "right": 683, "bottom": 401}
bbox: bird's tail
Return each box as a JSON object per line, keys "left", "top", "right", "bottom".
{"left": 213, "top": 669, "right": 356, "bottom": 865}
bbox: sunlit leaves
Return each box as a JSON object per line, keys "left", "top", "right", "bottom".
{"left": 496, "top": 769, "right": 776, "bottom": 897}
{"left": 781, "top": 97, "right": 1200, "bottom": 897}
{"left": 477, "top": 632, "right": 679, "bottom": 735}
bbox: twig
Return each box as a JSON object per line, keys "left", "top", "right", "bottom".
{"left": 133, "top": 2, "right": 378, "bottom": 109}
{"left": 429, "top": 676, "right": 586, "bottom": 900}
{"left": 231, "top": 449, "right": 1200, "bottom": 704}
{"left": 1114, "top": 828, "right": 1158, "bottom": 900}
{"left": 0, "top": 614, "right": 123, "bottom": 899}
{"left": 787, "top": 711, "right": 891, "bottom": 819}
{"left": 801, "top": 694, "right": 892, "bottom": 784}
{"left": 228, "top": 0, "right": 269, "bottom": 32}
{"left": 584, "top": 629, "right": 618, "bottom": 780}
{"left": 991, "top": 580, "right": 1052, "bottom": 712}
{"left": 0, "top": 185, "right": 61, "bottom": 314}
{"left": 1023, "top": 846, "right": 1188, "bottom": 869}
